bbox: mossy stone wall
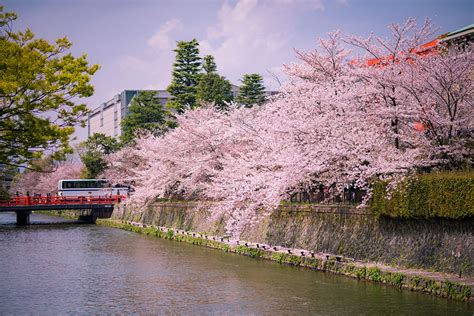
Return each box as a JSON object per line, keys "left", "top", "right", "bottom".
{"left": 112, "top": 202, "right": 473, "bottom": 276}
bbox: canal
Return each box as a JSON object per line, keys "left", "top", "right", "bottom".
{"left": 0, "top": 213, "right": 472, "bottom": 315}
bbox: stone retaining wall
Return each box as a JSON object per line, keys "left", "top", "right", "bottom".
{"left": 98, "top": 219, "right": 473, "bottom": 302}
{"left": 113, "top": 201, "right": 474, "bottom": 277}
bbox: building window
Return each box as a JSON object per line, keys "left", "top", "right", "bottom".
{"left": 100, "top": 110, "right": 104, "bottom": 127}
{"left": 114, "top": 104, "right": 118, "bottom": 136}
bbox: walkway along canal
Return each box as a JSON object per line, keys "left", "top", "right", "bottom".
{"left": 0, "top": 212, "right": 472, "bottom": 315}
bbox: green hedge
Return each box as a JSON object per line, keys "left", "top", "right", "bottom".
{"left": 370, "top": 172, "right": 474, "bottom": 219}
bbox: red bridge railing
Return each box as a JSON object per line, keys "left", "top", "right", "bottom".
{"left": 0, "top": 195, "right": 126, "bottom": 207}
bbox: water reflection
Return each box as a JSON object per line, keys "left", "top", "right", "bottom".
{"left": 0, "top": 213, "right": 472, "bottom": 315}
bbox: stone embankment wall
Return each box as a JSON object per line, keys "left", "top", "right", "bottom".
{"left": 113, "top": 201, "right": 474, "bottom": 277}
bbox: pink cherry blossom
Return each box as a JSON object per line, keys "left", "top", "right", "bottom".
{"left": 103, "top": 19, "right": 474, "bottom": 236}
{"left": 11, "top": 159, "right": 84, "bottom": 196}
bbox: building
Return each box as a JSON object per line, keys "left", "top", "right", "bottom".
{"left": 440, "top": 24, "right": 474, "bottom": 52}
{"left": 87, "top": 90, "right": 171, "bottom": 138}
{"left": 87, "top": 86, "right": 278, "bottom": 138}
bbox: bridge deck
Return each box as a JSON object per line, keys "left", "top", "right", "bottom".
{"left": 0, "top": 195, "right": 124, "bottom": 212}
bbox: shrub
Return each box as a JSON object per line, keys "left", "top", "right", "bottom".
{"left": 235, "top": 246, "right": 264, "bottom": 258}
{"left": 370, "top": 171, "right": 474, "bottom": 219}
{"left": 367, "top": 267, "right": 382, "bottom": 282}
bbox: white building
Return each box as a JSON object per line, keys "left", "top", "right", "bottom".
{"left": 87, "top": 86, "right": 278, "bottom": 138}
{"left": 87, "top": 90, "right": 171, "bottom": 138}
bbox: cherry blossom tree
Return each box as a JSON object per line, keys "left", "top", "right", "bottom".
{"left": 10, "top": 159, "right": 83, "bottom": 196}
{"left": 107, "top": 20, "right": 473, "bottom": 236}
{"left": 386, "top": 48, "right": 473, "bottom": 168}
{"left": 346, "top": 18, "right": 437, "bottom": 150}
{"left": 346, "top": 18, "right": 473, "bottom": 168}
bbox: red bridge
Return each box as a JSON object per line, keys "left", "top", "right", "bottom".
{"left": 0, "top": 195, "right": 125, "bottom": 225}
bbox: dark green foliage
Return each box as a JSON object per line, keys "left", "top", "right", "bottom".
{"left": 382, "top": 272, "right": 404, "bottom": 288}
{"left": 143, "top": 226, "right": 165, "bottom": 238}
{"left": 236, "top": 74, "right": 266, "bottom": 107}
{"left": 0, "top": 187, "right": 10, "bottom": 200}
{"left": 80, "top": 133, "right": 121, "bottom": 178}
{"left": 196, "top": 73, "right": 233, "bottom": 111}
{"left": 120, "top": 91, "right": 176, "bottom": 144}
{"left": 366, "top": 267, "right": 382, "bottom": 282}
{"left": 0, "top": 165, "right": 15, "bottom": 199}
{"left": 355, "top": 266, "right": 367, "bottom": 279}
{"left": 271, "top": 252, "right": 286, "bottom": 264}
{"left": 202, "top": 55, "right": 216, "bottom": 73}
{"left": 167, "top": 39, "right": 201, "bottom": 113}
{"left": 0, "top": 7, "right": 99, "bottom": 168}
{"left": 271, "top": 253, "right": 302, "bottom": 266}
{"left": 235, "top": 245, "right": 265, "bottom": 258}
{"left": 196, "top": 55, "right": 233, "bottom": 111}
{"left": 370, "top": 171, "right": 474, "bottom": 219}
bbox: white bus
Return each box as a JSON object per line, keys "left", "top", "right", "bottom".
{"left": 57, "top": 179, "right": 130, "bottom": 197}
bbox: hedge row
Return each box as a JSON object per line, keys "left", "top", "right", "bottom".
{"left": 370, "top": 171, "right": 474, "bottom": 219}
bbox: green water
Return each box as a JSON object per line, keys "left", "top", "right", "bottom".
{"left": 0, "top": 213, "right": 472, "bottom": 315}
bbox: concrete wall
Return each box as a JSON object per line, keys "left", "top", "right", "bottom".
{"left": 113, "top": 201, "right": 474, "bottom": 276}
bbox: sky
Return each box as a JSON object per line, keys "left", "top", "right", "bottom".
{"left": 3, "top": 0, "right": 474, "bottom": 142}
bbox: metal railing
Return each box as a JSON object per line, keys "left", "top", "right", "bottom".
{"left": 288, "top": 188, "right": 366, "bottom": 204}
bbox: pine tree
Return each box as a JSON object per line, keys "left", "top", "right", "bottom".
{"left": 236, "top": 74, "right": 266, "bottom": 107}
{"left": 196, "top": 55, "right": 233, "bottom": 111}
{"left": 202, "top": 55, "right": 217, "bottom": 73}
{"left": 120, "top": 91, "right": 176, "bottom": 144}
{"left": 166, "top": 39, "right": 201, "bottom": 113}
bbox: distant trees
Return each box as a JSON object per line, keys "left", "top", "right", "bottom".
{"left": 196, "top": 55, "right": 233, "bottom": 111}
{"left": 167, "top": 39, "right": 201, "bottom": 113}
{"left": 0, "top": 7, "right": 99, "bottom": 169}
{"left": 10, "top": 157, "right": 83, "bottom": 195}
{"left": 80, "top": 133, "right": 121, "bottom": 178}
{"left": 167, "top": 40, "right": 268, "bottom": 112}
{"left": 236, "top": 74, "right": 266, "bottom": 107}
{"left": 120, "top": 91, "right": 176, "bottom": 144}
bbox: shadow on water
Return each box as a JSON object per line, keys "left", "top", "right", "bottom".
{"left": 0, "top": 212, "right": 472, "bottom": 315}
{"left": 0, "top": 212, "right": 89, "bottom": 227}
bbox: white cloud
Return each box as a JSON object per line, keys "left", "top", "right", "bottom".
{"left": 273, "top": 0, "right": 325, "bottom": 11}
{"left": 200, "top": 0, "right": 293, "bottom": 87}
{"left": 143, "top": 83, "right": 162, "bottom": 90}
{"left": 118, "top": 55, "right": 152, "bottom": 72}
{"left": 147, "top": 18, "right": 183, "bottom": 50}
{"left": 105, "top": 0, "right": 333, "bottom": 113}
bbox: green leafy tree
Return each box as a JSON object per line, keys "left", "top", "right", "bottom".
{"left": 196, "top": 55, "right": 233, "bottom": 111}
{"left": 202, "top": 55, "right": 217, "bottom": 73}
{"left": 120, "top": 91, "right": 176, "bottom": 144}
{"left": 80, "top": 133, "right": 121, "bottom": 178}
{"left": 236, "top": 74, "right": 267, "bottom": 107}
{"left": 0, "top": 7, "right": 99, "bottom": 169}
{"left": 167, "top": 39, "right": 201, "bottom": 113}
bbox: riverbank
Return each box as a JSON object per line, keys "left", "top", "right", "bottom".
{"left": 38, "top": 204, "right": 473, "bottom": 302}
{"left": 97, "top": 218, "right": 473, "bottom": 302}
{"left": 4, "top": 212, "right": 471, "bottom": 315}
{"left": 115, "top": 201, "right": 474, "bottom": 277}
